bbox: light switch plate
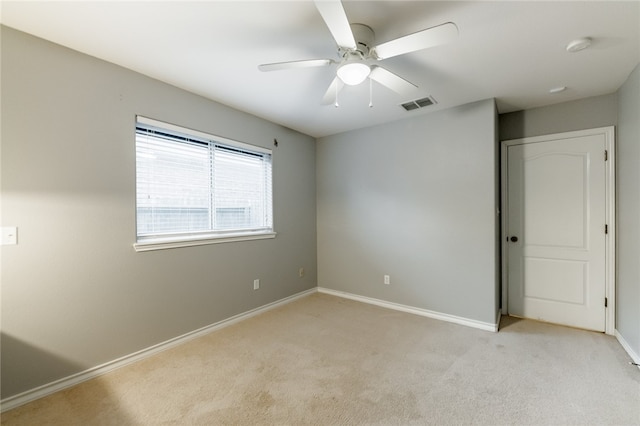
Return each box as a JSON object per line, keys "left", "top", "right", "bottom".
{"left": 1, "top": 227, "right": 18, "bottom": 245}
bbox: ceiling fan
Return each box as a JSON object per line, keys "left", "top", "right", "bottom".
{"left": 258, "top": 0, "right": 458, "bottom": 105}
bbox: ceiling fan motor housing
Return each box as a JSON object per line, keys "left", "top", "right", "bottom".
{"left": 348, "top": 23, "right": 375, "bottom": 58}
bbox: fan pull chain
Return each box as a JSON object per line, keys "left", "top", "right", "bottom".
{"left": 334, "top": 81, "right": 339, "bottom": 108}
{"left": 369, "top": 78, "right": 373, "bottom": 108}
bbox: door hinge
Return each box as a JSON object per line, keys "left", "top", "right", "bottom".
{"left": 605, "top": 150, "right": 608, "bottom": 161}
{"left": 605, "top": 224, "right": 608, "bottom": 234}
{"left": 605, "top": 297, "right": 608, "bottom": 308}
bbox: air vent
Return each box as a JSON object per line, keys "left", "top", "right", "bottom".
{"left": 401, "top": 96, "right": 437, "bottom": 111}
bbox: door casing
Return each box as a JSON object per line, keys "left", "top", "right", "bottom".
{"left": 501, "top": 127, "right": 616, "bottom": 335}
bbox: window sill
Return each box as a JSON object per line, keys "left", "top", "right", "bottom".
{"left": 133, "top": 231, "right": 276, "bottom": 252}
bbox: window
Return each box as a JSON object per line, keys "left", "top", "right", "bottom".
{"left": 134, "top": 116, "right": 274, "bottom": 251}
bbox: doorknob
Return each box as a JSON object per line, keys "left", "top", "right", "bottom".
{"left": 510, "top": 236, "right": 518, "bottom": 242}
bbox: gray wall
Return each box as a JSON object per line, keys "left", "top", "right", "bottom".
{"left": 0, "top": 27, "right": 317, "bottom": 399}
{"left": 316, "top": 99, "right": 500, "bottom": 325}
{"left": 616, "top": 64, "right": 640, "bottom": 357}
{"left": 499, "top": 93, "right": 618, "bottom": 141}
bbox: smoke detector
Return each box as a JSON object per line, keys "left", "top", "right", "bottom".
{"left": 566, "top": 38, "right": 592, "bottom": 53}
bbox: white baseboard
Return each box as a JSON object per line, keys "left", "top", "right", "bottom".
{"left": 317, "top": 287, "right": 499, "bottom": 332}
{"left": 0, "top": 288, "right": 316, "bottom": 413}
{"left": 0, "top": 287, "right": 504, "bottom": 412}
{"left": 615, "top": 329, "right": 640, "bottom": 370}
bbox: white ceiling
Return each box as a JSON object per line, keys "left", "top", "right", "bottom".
{"left": 2, "top": 1, "right": 639, "bottom": 138}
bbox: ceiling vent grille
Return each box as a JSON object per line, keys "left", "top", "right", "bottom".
{"left": 401, "top": 96, "right": 437, "bottom": 111}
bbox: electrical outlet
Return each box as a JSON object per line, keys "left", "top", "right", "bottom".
{"left": 253, "top": 279, "right": 260, "bottom": 290}
{"left": 1, "top": 227, "right": 17, "bottom": 245}
{"left": 299, "top": 267, "right": 305, "bottom": 278}
{"left": 384, "top": 275, "right": 390, "bottom": 285}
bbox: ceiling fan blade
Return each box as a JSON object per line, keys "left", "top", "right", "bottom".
{"left": 321, "top": 76, "right": 345, "bottom": 105}
{"left": 314, "top": 0, "right": 357, "bottom": 50}
{"left": 258, "top": 59, "right": 333, "bottom": 72}
{"left": 369, "top": 66, "right": 418, "bottom": 96}
{"left": 373, "top": 22, "right": 458, "bottom": 60}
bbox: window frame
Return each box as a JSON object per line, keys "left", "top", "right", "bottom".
{"left": 133, "top": 116, "right": 275, "bottom": 252}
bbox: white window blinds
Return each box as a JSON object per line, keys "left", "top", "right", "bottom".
{"left": 135, "top": 117, "right": 273, "bottom": 243}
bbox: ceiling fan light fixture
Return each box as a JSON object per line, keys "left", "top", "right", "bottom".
{"left": 337, "top": 62, "right": 371, "bottom": 85}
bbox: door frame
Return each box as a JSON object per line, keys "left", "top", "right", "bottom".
{"left": 500, "top": 126, "right": 616, "bottom": 335}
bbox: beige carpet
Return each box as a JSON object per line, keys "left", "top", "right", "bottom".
{"left": 2, "top": 293, "right": 639, "bottom": 425}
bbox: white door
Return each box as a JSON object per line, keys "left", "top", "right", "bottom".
{"left": 506, "top": 132, "right": 607, "bottom": 332}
